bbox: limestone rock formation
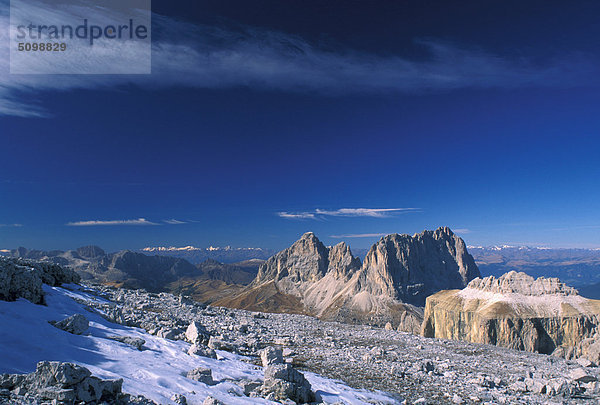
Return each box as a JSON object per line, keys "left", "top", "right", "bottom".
{"left": 106, "top": 335, "right": 146, "bottom": 351}
{"left": 253, "top": 232, "right": 331, "bottom": 287}
{"left": 49, "top": 314, "right": 89, "bottom": 335}
{"left": 0, "top": 361, "right": 153, "bottom": 404}
{"left": 0, "top": 257, "right": 80, "bottom": 304}
{"left": 422, "top": 271, "right": 600, "bottom": 355}
{"left": 185, "top": 321, "right": 210, "bottom": 345}
{"left": 186, "top": 367, "right": 214, "bottom": 385}
{"left": 356, "top": 227, "right": 480, "bottom": 306}
{"left": 260, "top": 363, "right": 315, "bottom": 403}
{"left": 217, "top": 228, "right": 479, "bottom": 332}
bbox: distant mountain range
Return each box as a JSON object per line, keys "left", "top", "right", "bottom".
{"left": 469, "top": 246, "right": 600, "bottom": 296}
{"left": 140, "top": 246, "right": 275, "bottom": 264}
{"left": 3, "top": 241, "right": 600, "bottom": 304}
{"left": 0, "top": 247, "right": 264, "bottom": 298}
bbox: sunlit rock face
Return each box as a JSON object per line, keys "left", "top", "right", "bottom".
{"left": 422, "top": 271, "right": 600, "bottom": 355}
{"left": 253, "top": 232, "right": 332, "bottom": 286}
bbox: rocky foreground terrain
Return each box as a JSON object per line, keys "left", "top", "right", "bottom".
{"left": 58, "top": 283, "right": 600, "bottom": 404}
{"left": 1, "top": 256, "right": 600, "bottom": 404}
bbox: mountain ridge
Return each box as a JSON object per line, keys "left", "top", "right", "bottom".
{"left": 216, "top": 227, "right": 481, "bottom": 331}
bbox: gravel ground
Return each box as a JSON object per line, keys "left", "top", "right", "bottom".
{"left": 78, "top": 284, "right": 600, "bottom": 405}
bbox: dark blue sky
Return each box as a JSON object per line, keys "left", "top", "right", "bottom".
{"left": 2, "top": 0, "right": 600, "bottom": 251}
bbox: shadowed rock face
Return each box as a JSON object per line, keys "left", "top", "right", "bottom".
{"left": 75, "top": 246, "right": 106, "bottom": 259}
{"left": 103, "top": 251, "right": 199, "bottom": 291}
{"left": 0, "top": 257, "right": 81, "bottom": 304}
{"left": 422, "top": 272, "right": 600, "bottom": 356}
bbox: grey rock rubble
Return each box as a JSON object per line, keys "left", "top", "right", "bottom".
{"left": 0, "top": 361, "right": 156, "bottom": 404}
{"left": 261, "top": 346, "right": 284, "bottom": 367}
{"left": 76, "top": 283, "right": 600, "bottom": 404}
{"left": 202, "top": 396, "right": 223, "bottom": 405}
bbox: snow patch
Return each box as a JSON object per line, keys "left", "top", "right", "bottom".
{"left": 0, "top": 284, "right": 397, "bottom": 404}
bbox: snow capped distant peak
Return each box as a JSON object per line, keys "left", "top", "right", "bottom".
{"left": 143, "top": 246, "right": 266, "bottom": 252}
{"left": 142, "top": 246, "right": 201, "bottom": 252}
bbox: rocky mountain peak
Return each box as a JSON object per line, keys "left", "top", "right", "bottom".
{"left": 253, "top": 233, "right": 330, "bottom": 285}
{"left": 466, "top": 271, "right": 579, "bottom": 296}
{"left": 75, "top": 245, "right": 106, "bottom": 259}
{"left": 432, "top": 226, "right": 454, "bottom": 238}
{"left": 359, "top": 227, "right": 480, "bottom": 305}
{"left": 222, "top": 228, "right": 479, "bottom": 331}
{"left": 327, "top": 242, "right": 361, "bottom": 281}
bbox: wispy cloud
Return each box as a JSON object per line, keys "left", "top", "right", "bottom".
{"left": 0, "top": 0, "right": 598, "bottom": 117}
{"left": 278, "top": 208, "right": 419, "bottom": 220}
{"left": 277, "top": 212, "right": 316, "bottom": 219}
{"left": 330, "top": 233, "right": 390, "bottom": 238}
{"left": 0, "top": 223, "right": 23, "bottom": 227}
{"left": 453, "top": 228, "right": 471, "bottom": 234}
{"left": 163, "top": 219, "right": 187, "bottom": 225}
{"left": 315, "top": 208, "right": 419, "bottom": 218}
{"left": 66, "top": 218, "right": 158, "bottom": 226}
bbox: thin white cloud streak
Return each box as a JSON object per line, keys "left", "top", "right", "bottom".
{"left": 66, "top": 218, "right": 158, "bottom": 226}
{"left": 163, "top": 219, "right": 186, "bottom": 224}
{"left": 330, "top": 233, "right": 389, "bottom": 238}
{"left": 315, "top": 208, "right": 419, "bottom": 218}
{"left": 278, "top": 207, "right": 419, "bottom": 220}
{"left": 0, "top": 223, "right": 23, "bottom": 227}
{"left": 1, "top": 0, "right": 598, "bottom": 117}
{"left": 453, "top": 228, "right": 471, "bottom": 234}
{"left": 277, "top": 212, "right": 316, "bottom": 219}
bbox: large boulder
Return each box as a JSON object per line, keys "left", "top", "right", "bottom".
{"left": 49, "top": 314, "right": 89, "bottom": 335}
{"left": 0, "top": 361, "right": 150, "bottom": 404}
{"left": 261, "top": 346, "right": 283, "bottom": 367}
{"left": 0, "top": 257, "right": 80, "bottom": 305}
{"left": 185, "top": 321, "right": 210, "bottom": 345}
{"left": 261, "top": 363, "right": 315, "bottom": 404}
{"left": 186, "top": 367, "right": 214, "bottom": 385}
